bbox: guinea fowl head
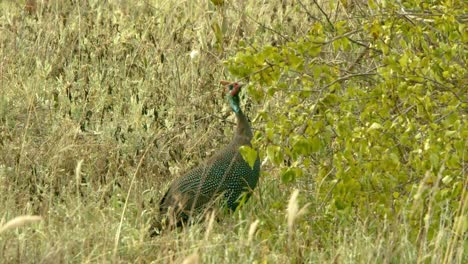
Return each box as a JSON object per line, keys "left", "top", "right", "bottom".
{"left": 220, "top": 80, "right": 243, "bottom": 113}
{"left": 220, "top": 80, "right": 252, "bottom": 144}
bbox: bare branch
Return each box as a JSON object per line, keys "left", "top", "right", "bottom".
{"left": 312, "top": 0, "right": 335, "bottom": 31}
{"left": 297, "top": 0, "right": 320, "bottom": 22}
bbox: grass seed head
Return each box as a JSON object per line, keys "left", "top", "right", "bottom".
{"left": 0, "top": 215, "right": 42, "bottom": 234}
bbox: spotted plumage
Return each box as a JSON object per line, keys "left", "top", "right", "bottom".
{"left": 159, "top": 81, "right": 260, "bottom": 225}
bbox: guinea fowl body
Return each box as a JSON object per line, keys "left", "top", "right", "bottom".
{"left": 159, "top": 82, "right": 260, "bottom": 224}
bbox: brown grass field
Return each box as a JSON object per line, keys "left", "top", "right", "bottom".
{"left": 1, "top": 0, "right": 466, "bottom": 263}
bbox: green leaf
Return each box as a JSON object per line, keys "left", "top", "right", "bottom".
{"left": 310, "top": 137, "right": 321, "bottom": 153}
{"left": 399, "top": 53, "right": 409, "bottom": 68}
{"left": 266, "top": 145, "right": 282, "bottom": 165}
{"left": 368, "top": 122, "right": 383, "bottom": 131}
{"left": 239, "top": 146, "right": 258, "bottom": 169}
{"left": 292, "top": 137, "right": 309, "bottom": 156}
{"left": 281, "top": 168, "right": 296, "bottom": 184}
{"left": 334, "top": 198, "right": 346, "bottom": 210}
{"left": 210, "top": 0, "right": 224, "bottom": 6}
{"left": 322, "top": 93, "right": 339, "bottom": 106}
{"left": 211, "top": 21, "right": 223, "bottom": 48}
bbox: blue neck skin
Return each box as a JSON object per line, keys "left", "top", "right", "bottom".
{"left": 228, "top": 95, "right": 241, "bottom": 114}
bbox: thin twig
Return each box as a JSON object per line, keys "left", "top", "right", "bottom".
{"left": 297, "top": 0, "right": 320, "bottom": 22}
{"left": 236, "top": 64, "right": 275, "bottom": 83}
{"left": 304, "top": 72, "right": 378, "bottom": 91}
{"left": 314, "top": 29, "right": 362, "bottom": 45}
{"left": 312, "top": 0, "right": 335, "bottom": 31}
{"left": 244, "top": 13, "right": 290, "bottom": 42}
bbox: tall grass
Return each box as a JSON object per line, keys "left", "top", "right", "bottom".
{"left": 0, "top": 0, "right": 465, "bottom": 263}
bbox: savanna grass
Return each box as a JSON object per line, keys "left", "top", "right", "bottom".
{"left": 0, "top": 0, "right": 465, "bottom": 263}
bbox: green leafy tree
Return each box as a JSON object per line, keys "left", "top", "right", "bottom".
{"left": 226, "top": 0, "right": 466, "bottom": 241}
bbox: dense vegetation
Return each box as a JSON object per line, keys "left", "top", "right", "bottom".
{"left": 0, "top": 0, "right": 466, "bottom": 263}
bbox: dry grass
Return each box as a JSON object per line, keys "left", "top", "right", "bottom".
{"left": 0, "top": 216, "right": 42, "bottom": 234}
{"left": 0, "top": 0, "right": 465, "bottom": 263}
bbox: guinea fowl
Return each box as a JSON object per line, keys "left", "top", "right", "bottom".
{"left": 159, "top": 80, "right": 260, "bottom": 228}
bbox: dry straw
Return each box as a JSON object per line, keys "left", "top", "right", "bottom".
{"left": 247, "top": 219, "right": 260, "bottom": 244}
{"left": 181, "top": 252, "right": 200, "bottom": 264}
{"left": 0, "top": 215, "right": 42, "bottom": 234}
{"left": 75, "top": 159, "right": 84, "bottom": 196}
{"left": 204, "top": 211, "right": 216, "bottom": 240}
{"left": 287, "top": 189, "right": 310, "bottom": 235}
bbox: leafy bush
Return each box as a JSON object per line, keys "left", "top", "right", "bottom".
{"left": 227, "top": 0, "right": 466, "bottom": 241}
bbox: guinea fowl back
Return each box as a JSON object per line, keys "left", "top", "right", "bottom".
{"left": 159, "top": 81, "right": 260, "bottom": 227}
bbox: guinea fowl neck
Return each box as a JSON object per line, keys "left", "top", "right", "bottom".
{"left": 232, "top": 109, "right": 253, "bottom": 146}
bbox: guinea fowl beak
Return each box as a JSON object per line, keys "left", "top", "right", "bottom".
{"left": 220, "top": 80, "right": 231, "bottom": 86}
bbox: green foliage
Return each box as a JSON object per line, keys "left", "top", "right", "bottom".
{"left": 227, "top": 0, "right": 466, "bottom": 243}
{"left": 239, "top": 145, "right": 258, "bottom": 169}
